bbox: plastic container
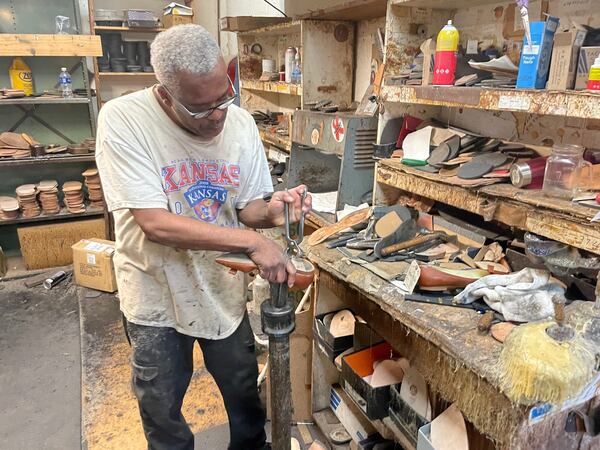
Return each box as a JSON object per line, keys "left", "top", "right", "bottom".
{"left": 542, "top": 144, "right": 591, "bottom": 199}
{"left": 433, "top": 20, "right": 459, "bottom": 85}
{"left": 9, "top": 57, "right": 33, "bottom": 96}
{"left": 58, "top": 68, "right": 73, "bottom": 98}
{"left": 587, "top": 55, "right": 600, "bottom": 91}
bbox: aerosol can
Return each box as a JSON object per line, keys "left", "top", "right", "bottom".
{"left": 433, "top": 20, "right": 459, "bottom": 85}
{"left": 284, "top": 46, "right": 297, "bottom": 83}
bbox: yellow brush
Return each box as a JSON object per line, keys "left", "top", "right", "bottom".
{"left": 497, "top": 303, "right": 597, "bottom": 405}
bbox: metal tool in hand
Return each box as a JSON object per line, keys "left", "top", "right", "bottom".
{"left": 284, "top": 189, "right": 307, "bottom": 258}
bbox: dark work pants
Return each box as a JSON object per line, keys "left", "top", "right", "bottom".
{"left": 123, "top": 313, "right": 267, "bottom": 450}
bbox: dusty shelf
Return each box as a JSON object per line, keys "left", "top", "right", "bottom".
{"left": 0, "top": 154, "right": 96, "bottom": 167}
{"left": 94, "top": 25, "right": 165, "bottom": 32}
{"left": 0, "top": 34, "right": 103, "bottom": 56}
{"left": 258, "top": 128, "right": 292, "bottom": 152}
{"left": 391, "top": 0, "right": 498, "bottom": 8}
{"left": 376, "top": 159, "right": 600, "bottom": 255}
{"left": 381, "top": 85, "right": 600, "bottom": 119}
{"left": 98, "top": 72, "right": 156, "bottom": 77}
{"left": 242, "top": 79, "right": 302, "bottom": 96}
{"left": 0, "top": 206, "right": 104, "bottom": 226}
{"left": 0, "top": 97, "right": 91, "bottom": 105}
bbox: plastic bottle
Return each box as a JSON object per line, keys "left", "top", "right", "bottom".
{"left": 587, "top": 55, "right": 600, "bottom": 91}
{"left": 9, "top": 57, "right": 33, "bottom": 96}
{"left": 291, "top": 51, "right": 302, "bottom": 84}
{"left": 433, "top": 20, "right": 459, "bottom": 85}
{"left": 58, "top": 67, "right": 73, "bottom": 98}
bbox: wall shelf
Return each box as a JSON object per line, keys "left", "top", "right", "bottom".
{"left": 93, "top": 25, "right": 165, "bottom": 32}
{"left": 381, "top": 85, "right": 600, "bottom": 120}
{"left": 242, "top": 79, "right": 302, "bottom": 96}
{"left": 258, "top": 128, "right": 292, "bottom": 152}
{"left": 0, "top": 97, "right": 91, "bottom": 106}
{"left": 0, "top": 34, "right": 103, "bottom": 57}
{"left": 0, "top": 206, "right": 104, "bottom": 226}
{"left": 375, "top": 159, "right": 600, "bottom": 255}
{"left": 0, "top": 155, "right": 96, "bottom": 167}
{"left": 98, "top": 72, "right": 156, "bottom": 77}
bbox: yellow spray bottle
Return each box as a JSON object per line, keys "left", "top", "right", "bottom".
{"left": 9, "top": 57, "right": 34, "bottom": 96}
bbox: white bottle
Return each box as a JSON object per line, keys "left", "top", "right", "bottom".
{"left": 58, "top": 67, "right": 73, "bottom": 98}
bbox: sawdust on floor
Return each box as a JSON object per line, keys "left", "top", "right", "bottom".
{"left": 81, "top": 296, "right": 227, "bottom": 450}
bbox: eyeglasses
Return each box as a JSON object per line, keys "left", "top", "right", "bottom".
{"left": 162, "top": 76, "right": 237, "bottom": 119}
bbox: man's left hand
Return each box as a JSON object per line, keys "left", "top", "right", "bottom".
{"left": 267, "top": 185, "right": 312, "bottom": 227}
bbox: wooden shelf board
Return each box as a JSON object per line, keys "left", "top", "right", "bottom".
{"left": 258, "top": 128, "right": 292, "bottom": 152}
{"left": 391, "top": 0, "right": 498, "bottom": 8}
{"left": 381, "top": 85, "right": 600, "bottom": 119}
{"left": 298, "top": 0, "right": 388, "bottom": 21}
{"left": 0, "top": 206, "right": 104, "bottom": 226}
{"left": 0, "top": 34, "right": 102, "bottom": 57}
{"left": 242, "top": 79, "right": 302, "bottom": 96}
{"left": 376, "top": 159, "right": 600, "bottom": 255}
{"left": 239, "top": 20, "right": 301, "bottom": 36}
{"left": 98, "top": 72, "right": 156, "bottom": 76}
{"left": 94, "top": 25, "right": 165, "bottom": 32}
{"left": 0, "top": 96, "right": 90, "bottom": 105}
{"left": 0, "top": 154, "right": 96, "bottom": 167}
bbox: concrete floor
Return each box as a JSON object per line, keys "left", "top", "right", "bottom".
{"left": 0, "top": 277, "right": 233, "bottom": 450}
{"left": 0, "top": 279, "right": 81, "bottom": 450}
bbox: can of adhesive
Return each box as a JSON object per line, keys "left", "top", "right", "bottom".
{"left": 510, "top": 156, "right": 548, "bottom": 189}
{"left": 284, "top": 47, "right": 297, "bottom": 83}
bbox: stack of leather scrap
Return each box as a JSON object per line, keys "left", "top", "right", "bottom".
{"left": 0, "top": 132, "right": 36, "bottom": 158}
{"left": 15, "top": 184, "right": 41, "bottom": 218}
{"left": 82, "top": 168, "right": 105, "bottom": 208}
{"left": 0, "top": 196, "right": 19, "bottom": 219}
{"left": 390, "top": 119, "right": 541, "bottom": 188}
{"left": 38, "top": 180, "right": 60, "bottom": 215}
{"left": 0, "top": 88, "right": 26, "bottom": 99}
{"left": 62, "top": 181, "right": 86, "bottom": 213}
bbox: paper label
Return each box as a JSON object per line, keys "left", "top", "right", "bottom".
{"left": 86, "top": 253, "right": 96, "bottom": 265}
{"left": 528, "top": 372, "right": 600, "bottom": 424}
{"left": 498, "top": 95, "right": 531, "bottom": 111}
{"left": 84, "top": 242, "right": 107, "bottom": 252}
{"left": 466, "top": 40, "right": 479, "bottom": 55}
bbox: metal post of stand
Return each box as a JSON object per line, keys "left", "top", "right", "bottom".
{"left": 261, "top": 282, "right": 295, "bottom": 450}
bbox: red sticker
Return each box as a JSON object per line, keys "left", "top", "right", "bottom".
{"left": 331, "top": 116, "right": 345, "bottom": 143}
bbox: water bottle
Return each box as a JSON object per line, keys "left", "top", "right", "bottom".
{"left": 58, "top": 67, "right": 73, "bottom": 98}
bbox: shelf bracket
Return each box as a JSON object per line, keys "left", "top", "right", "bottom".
{"left": 10, "top": 105, "right": 77, "bottom": 144}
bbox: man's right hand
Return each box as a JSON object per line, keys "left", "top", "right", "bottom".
{"left": 247, "top": 235, "right": 296, "bottom": 287}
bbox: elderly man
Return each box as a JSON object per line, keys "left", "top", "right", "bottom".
{"left": 95, "top": 24, "right": 310, "bottom": 450}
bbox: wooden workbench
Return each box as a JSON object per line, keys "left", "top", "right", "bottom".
{"left": 306, "top": 243, "right": 599, "bottom": 450}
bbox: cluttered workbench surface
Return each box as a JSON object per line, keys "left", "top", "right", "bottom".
{"left": 306, "top": 242, "right": 599, "bottom": 450}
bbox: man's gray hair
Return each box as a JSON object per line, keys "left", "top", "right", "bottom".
{"left": 151, "top": 24, "right": 221, "bottom": 96}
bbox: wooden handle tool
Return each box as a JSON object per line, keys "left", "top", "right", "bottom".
{"left": 381, "top": 232, "right": 445, "bottom": 257}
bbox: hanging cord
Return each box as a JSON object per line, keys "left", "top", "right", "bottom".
{"left": 263, "top": 0, "right": 288, "bottom": 17}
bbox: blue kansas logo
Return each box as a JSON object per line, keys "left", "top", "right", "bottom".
{"left": 184, "top": 181, "right": 228, "bottom": 223}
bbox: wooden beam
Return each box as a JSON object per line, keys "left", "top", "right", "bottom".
{"left": 0, "top": 34, "right": 103, "bottom": 57}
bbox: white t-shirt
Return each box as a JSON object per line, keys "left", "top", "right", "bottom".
{"left": 95, "top": 88, "right": 273, "bottom": 339}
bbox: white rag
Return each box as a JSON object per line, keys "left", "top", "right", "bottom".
{"left": 454, "top": 268, "right": 564, "bottom": 322}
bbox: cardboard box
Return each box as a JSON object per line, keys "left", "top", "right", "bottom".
{"left": 547, "top": 29, "right": 587, "bottom": 91}
{"left": 163, "top": 13, "right": 193, "bottom": 28}
{"left": 341, "top": 342, "right": 396, "bottom": 420}
{"left": 516, "top": 16, "right": 560, "bottom": 89}
{"left": 575, "top": 46, "right": 600, "bottom": 90}
{"left": 330, "top": 385, "right": 377, "bottom": 443}
{"left": 314, "top": 309, "right": 355, "bottom": 361}
{"left": 389, "top": 383, "right": 430, "bottom": 447}
{"left": 72, "top": 238, "right": 117, "bottom": 292}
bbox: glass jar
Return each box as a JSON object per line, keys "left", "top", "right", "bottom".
{"left": 542, "top": 144, "right": 591, "bottom": 200}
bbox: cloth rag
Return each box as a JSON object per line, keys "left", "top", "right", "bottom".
{"left": 454, "top": 268, "right": 564, "bottom": 322}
